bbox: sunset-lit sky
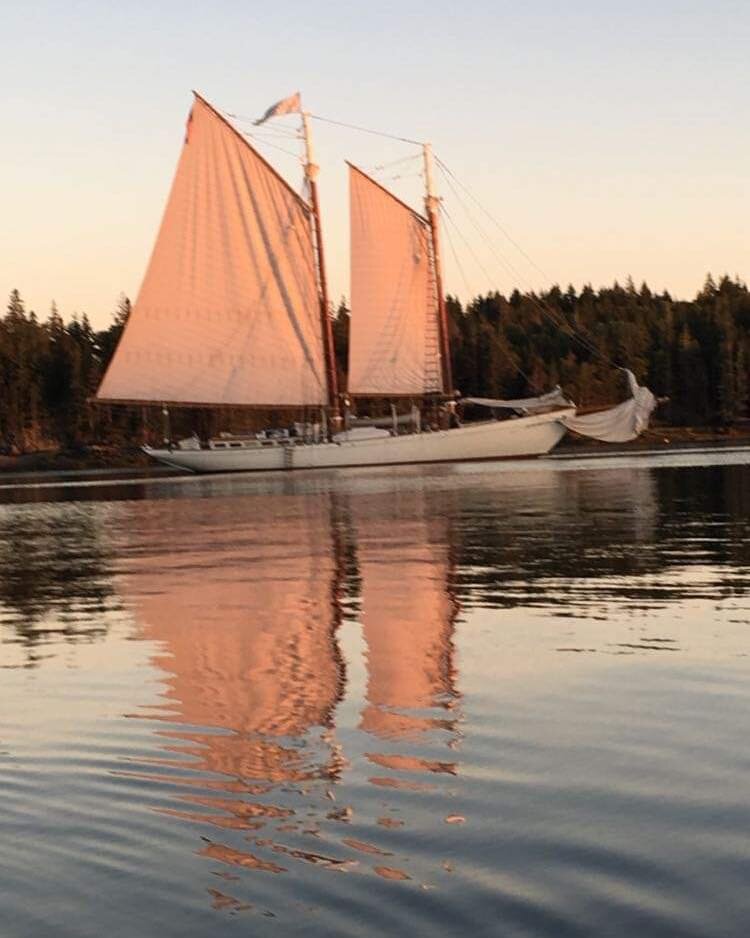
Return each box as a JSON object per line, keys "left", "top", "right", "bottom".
{"left": 2, "top": 0, "right": 747, "bottom": 328}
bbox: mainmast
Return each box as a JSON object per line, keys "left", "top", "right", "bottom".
{"left": 423, "top": 143, "right": 453, "bottom": 396}
{"left": 302, "top": 109, "right": 340, "bottom": 417}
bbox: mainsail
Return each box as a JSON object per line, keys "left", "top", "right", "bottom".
{"left": 97, "top": 93, "right": 327, "bottom": 408}
{"left": 348, "top": 165, "right": 443, "bottom": 397}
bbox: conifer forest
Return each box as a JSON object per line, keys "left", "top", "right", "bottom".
{"left": 1, "top": 275, "right": 748, "bottom": 455}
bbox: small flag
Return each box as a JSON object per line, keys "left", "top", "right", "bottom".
{"left": 253, "top": 92, "right": 301, "bottom": 126}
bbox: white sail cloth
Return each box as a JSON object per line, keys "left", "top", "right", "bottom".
{"left": 462, "top": 387, "right": 572, "bottom": 414}
{"left": 561, "top": 371, "right": 657, "bottom": 443}
{"left": 348, "top": 165, "right": 442, "bottom": 396}
{"left": 97, "top": 94, "right": 326, "bottom": 407}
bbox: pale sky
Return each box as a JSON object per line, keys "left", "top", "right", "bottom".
{"left": 1, "top": 0, "right": 747, "bottom": 328}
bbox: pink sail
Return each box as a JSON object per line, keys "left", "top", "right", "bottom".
{"left": 97, "top": 94, "right": 327, "bottom": 407}
{"left": 126, "top": 495, "right": 344, "bottom": 791}
{"left": 355, "top": 500, "right": 458, "bottom": 741}
{"left": 348, "top": 165, "right": 443, "bottom": 397}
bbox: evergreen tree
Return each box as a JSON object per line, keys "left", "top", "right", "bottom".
{"left": 332, "top": 298, "right": 350, "bottom": 386}
{"left": 1, "top": 277, "right": 749, "bottom": 456}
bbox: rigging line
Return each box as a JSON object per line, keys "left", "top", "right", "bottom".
{"left": 437, "top": 161, "right": 572, "bottom": 305}
{"left": 248, "top": 129, "right": 303, "bottom": 141}
{"left": 377, "top": 171, "right": 423, "bottom": 183}
{"left": 439, "top": 204, "right": 499, "bottom": 294}
{"left": 239, "top": 132, "right": 303, "bottom": 161}
{"left": 435, "top": 155, "right": 551, "bottom": 283}
{"left": 440, "top": 205, "right": 474, "bottom": 299}
{"left": 229, "top": 116, "right": 299, "bottom": 130}
{"left": 223, "top": 119, "right": 301, "bottom": 141}
{"left": 309, "top": 113, "right": 423, "bottom": 146}
{"left": 223, "top": 110, "right": 299, "bottom": 128}
{"left": 440, "top": 205, "right": 542, "bottom": 394}
{"left": 437, "top": 164, "right": 622, "bottom": 371}
{"left": 438, "top": 164, "right": 531, "bottom": 285}
{"left": 436, "top": 163, "right": 565, "bottom": 321}
{"left": 437, "top": 162, "right": 626, "bottom": 372}
{"left": 369, "top": 153, "right": 423, "bottom": 172}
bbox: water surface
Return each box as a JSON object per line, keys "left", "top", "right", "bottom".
{"left": 2, "top": 451, "right": 750, "bottom": 936}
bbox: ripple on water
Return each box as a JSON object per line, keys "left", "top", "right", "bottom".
{"left": 1, "top": 456, "right": 750, "bottom": 936}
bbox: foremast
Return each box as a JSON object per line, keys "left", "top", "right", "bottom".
{"left": 301, "top": 109, "right": 340, "bottom": 419}
{"left": 422, "top": 143, "right": 453, "bottom": 397}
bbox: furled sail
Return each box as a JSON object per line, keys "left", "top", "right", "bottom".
{"left": 462, "top": 387, "right": 573, "bottom": 414}
{"left": 562, "top": 371, "right": 657, "bottom": 443}
{"left": 97, "top": 93, "right": 327, "bottom": 407}
{"left": 348, "top": 165, "right": 443, "bottom": 396}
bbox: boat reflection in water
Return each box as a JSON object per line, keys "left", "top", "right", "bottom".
{"left": 119, "top": 465, "right": 668, "bottom": 891}
{"left": 124, "top": 485, "right": 460, "bottom": 883}
{"left": 5, "top": 457, "right": 750, "bottom": 934}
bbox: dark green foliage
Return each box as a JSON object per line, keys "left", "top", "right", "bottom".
{"left": 0, "top": 276, "right": 748, "bottom": 454}
{"left": 0, "top": 292, "right": 133, "bottom": 453}
{"left": 444, "top": 275, "right": 750, "bottom": 427}
{"left": 332, "top": 297, "right": 350, "bottom": 390}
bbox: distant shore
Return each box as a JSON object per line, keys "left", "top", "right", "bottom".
{"left": 1, "top": 426, "right": 749, "bottom": 477}
{"left": 0, "top": 446, "right": 160, "bottom": 478}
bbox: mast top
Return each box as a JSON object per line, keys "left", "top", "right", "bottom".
{"left": 189, "top": 91, "right": 311, "bottom": 214}
{"left": 423, "top": 142, "right": 440, "bottom": 215}
{"left": 298, "top": 100, "right": 338, "bottom": 412}
{"left": 301, "top": 109, "right": 320, "bottom": 182}
{"left": 421, "top": 142, "right": 453, "bottom": 396}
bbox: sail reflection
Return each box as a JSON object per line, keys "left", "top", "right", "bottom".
{"left": 122, "top": 463, "right": 734, "bottom": 882}
{"left": 120, "top": 484, "right": 463, "bottom": 876}
{"left": 4, "top": 456, "right": 750, "bottom": 927}
{"left": 125, "top": 495, "right": 346, "bottom": 833}
{"left": 354, "top": 500, "right": 458, "bottom": 740}
{"left": 343, "top": 491, "right": 461, "bottom": 794}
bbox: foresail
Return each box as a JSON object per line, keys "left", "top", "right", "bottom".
{"left": 348, "top": 165, "right": 443, "bottom": 396}
{"left": 97, "top": 94, "right": 327, "bottom": 407}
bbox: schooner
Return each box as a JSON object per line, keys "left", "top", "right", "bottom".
{"left": 95, "top": 92, "right": 655, "bottom": 472}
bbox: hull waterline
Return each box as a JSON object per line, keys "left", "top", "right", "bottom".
{"left": 143, "top": 409, "right": 574, "bottom": 474}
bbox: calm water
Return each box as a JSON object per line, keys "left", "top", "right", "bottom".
{"left": 2, "top": 450, "right": 750, "bottom": 937}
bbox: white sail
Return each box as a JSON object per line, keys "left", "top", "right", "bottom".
{"left": 463, "top": 387, "right": 573, "bottom": 413}
{"left": 562, "top": 371, "right": 657, "bottom": 443}
{"left": 348, "top": 165, "right": 443, "bottom": 397}
{"left": 97, "top": 93, "right": 327, "bottom": 407}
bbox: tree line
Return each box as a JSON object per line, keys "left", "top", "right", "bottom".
{"left": 1, "top": 275, "right": 748, "bottom": 453}
{"left": 444, "top": 274, "right": 750, "bottom": 427}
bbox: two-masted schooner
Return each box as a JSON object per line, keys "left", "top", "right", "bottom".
{"left": 96, "top": 92, "right": 655, "bottom": 472}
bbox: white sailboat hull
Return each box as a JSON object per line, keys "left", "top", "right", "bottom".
{"left": 144, "top": 409, "right": 574, "bottom": 473}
